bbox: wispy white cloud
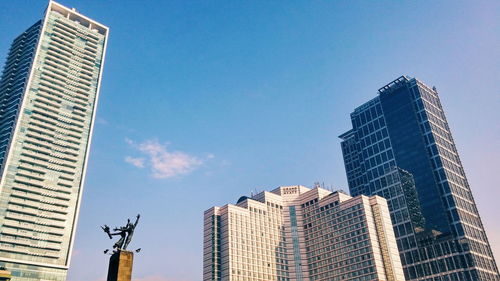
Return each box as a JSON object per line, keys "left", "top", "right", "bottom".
{"left": 125, "top": 137, "right": 134, "bottom": 146}
{"left": 95, "top": 117, "right": 108, "bottom": 125}
{"left": 125, "top": 156, "right": 145, "bottom": 168}
{"left": 125, "top": 139, "right": 204, "bottom": 179}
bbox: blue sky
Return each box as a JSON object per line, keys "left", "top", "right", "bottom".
{"left": 0, "top": 1, "right": 499, "bottom": 280}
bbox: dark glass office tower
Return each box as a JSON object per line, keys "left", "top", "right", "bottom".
{"left": 340, "top": 76, "right": 499, "bottom": 280}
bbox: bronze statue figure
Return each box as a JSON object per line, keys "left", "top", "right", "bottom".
{"left": 102, "top": 214, "right": 140, "bottom": 252}
{"left": 124, "top": 214, "right": 140, "bottom": 249}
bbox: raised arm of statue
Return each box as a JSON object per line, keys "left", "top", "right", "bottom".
{"left": 101, "top": 225, "right": 112, "bottom": 239}
{"left": 134, "top": 214, "right": 140, "bottom": 228}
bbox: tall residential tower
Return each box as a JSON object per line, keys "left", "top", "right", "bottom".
{"left": 340, "top": 76, "right": 499, "bottom": 280}
{"left": 0, "top": 1, "right": 107, "bottom": 280}
{"left": 204, "top": 185, "right": 405, "bottom": 281}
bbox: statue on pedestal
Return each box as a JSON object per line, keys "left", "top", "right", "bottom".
{"left": 102, "top": 215, "right": 140, "bottom": 281}
{"left": 101, "top": 214, "right": 140, "bottom": 251}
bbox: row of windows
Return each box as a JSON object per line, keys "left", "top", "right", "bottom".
{"left": 363, "top": 138, "right": 391, "bottom": 167}
{"left": 311, "top": 257, "right": 374, "bottom": 279}
{"left": 465, "top": 239, "right": 496, "bottom": 264}
{"left": 352, "top": 101, "right": 383, "bottom": 129}
{"left": 310, "top": 258, "right": 375, "bottom": 281}
{"left": 306, "top": 225, "right": 367, "bottom": 255}
{"left": 365, "top": 161, "right": 396, "bottom": 184}
{"left": 304, "top": 207, "right": 363, "bottom": 228}
{"left": 0, "top": 23, "right": 41, "bottom": 171}
{"left": 356, "top": 116, "right": 386, "bottom": 140}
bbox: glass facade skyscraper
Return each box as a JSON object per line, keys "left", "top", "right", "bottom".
{"left": 0, "top": 1, "right": 107, "bottom": 280}
{"left": 340, "top": 76, "right": 499, "bottom": 280}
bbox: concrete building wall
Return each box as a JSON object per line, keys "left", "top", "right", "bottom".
{"left": 0, "top": 1, "right": 108, "bottom": 280}
{"left": 203, "top": 186, "right": 406, "bottom": 281}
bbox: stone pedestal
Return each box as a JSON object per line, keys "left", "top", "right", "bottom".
{"left": 107, "top": 250, "right": 134, "bottom": 281}
{"left": 0, "top": 268, "right": 11, "bottom": 281}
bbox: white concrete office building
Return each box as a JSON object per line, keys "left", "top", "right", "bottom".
{"left": 204, "top": 186, "right": 405, "bottom": 281}
{"left": 0, "top": 1, "right": 108, "bottom": 280}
